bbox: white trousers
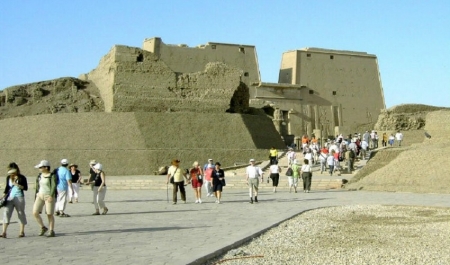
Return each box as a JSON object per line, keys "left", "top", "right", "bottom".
{"left": 56, "top": 190, "right": 68, "bottom": 212}
{"left": 93, "top": 186, "right": 107, "bottom": 210}
{"left": 68, "top": 183, "right": 80, "bottom": 200}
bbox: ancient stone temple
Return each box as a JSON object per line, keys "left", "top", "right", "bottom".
{"left": 0, "top": 37, "right": 385, "bottom": 175}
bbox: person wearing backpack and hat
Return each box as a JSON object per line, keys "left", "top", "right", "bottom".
{"left": 33, "top": 160, "right": 57, "bottom": 237}
{"left": 55, "top": 159, "right": 73, "bottom": 217}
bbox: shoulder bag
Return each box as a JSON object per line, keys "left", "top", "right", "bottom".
{"left": 169, "top": 168, "right": 178, "bottom": 184}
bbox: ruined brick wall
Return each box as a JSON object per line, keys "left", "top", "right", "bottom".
{"left": 84, "top": 45, "right": 245, "bottom": 113}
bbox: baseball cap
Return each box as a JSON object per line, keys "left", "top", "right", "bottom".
{"left": 7, "top": 169, "right": 17, "bottom": 175}
{"left": 35, "top": 160, "right": 50, "bottom": 168}
{"left": 208, "top": 158, "right": 213, "bottom": 161}
{"left": 249, "top": 158, "right": 255, "bottom": 162}
{"left": 89, "top": 160, "right": 97, "bottom": 165}
{"left": 61, "top": 159, "right": 69, "bottom": 165}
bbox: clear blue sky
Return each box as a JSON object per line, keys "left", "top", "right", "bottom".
{"left": 1, "top": 0, "right": 449, "bottom": 108}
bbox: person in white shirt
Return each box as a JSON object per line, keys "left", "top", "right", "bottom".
{"left": 286, "top": 148, "right": 296, "bottom": 166}
{"left": 388, "top": 134, "right": 395, "bottom": 147}
{"left": 269, "top": 161, "right": 281, "bottom": 193}
{"left": 304, "top": 149, "right": 313, "bottom": 167}
{"left": 245, "top": 159, "right": 263, "bottom": 204}
{"left": 360, "top": 140, "right": 369, "bottom": 160}
{"left": 300, "top": 159, "right": 312, "bottom": 193}
{"left": 327, "top": 151, "right": 337, "bottom": 176}
{"left": 395, "top": 131, "right": 403, "bottom": 146}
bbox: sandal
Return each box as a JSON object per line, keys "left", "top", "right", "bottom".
{"left": 102, "top": 207, "right": 108, "bottom": 215}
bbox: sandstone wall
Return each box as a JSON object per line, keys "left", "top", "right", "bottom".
{"left": 0, "top": 112, "right": 284, "bottom": 177}
{"left": 85, "top": 45, "right": 246, "bottom": 113}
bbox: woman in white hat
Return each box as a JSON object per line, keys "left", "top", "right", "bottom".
{"left": 1, "top": 163, "right": 28, "bottom": 238}
{"left": 33, "top": 160, "right": 57, "bottom": 237}
{"left": 88, "top": 163, "right": 108, "bottom": 215}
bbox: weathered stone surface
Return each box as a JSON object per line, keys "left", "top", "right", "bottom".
{"left": 0, "top": 77, "right": 104, "bottom": 119}
{"left": 374, "top": 104, "right": 449, "bottom": 131}
{"left": 0, "top": 112, "right": 285, "bottom": 176}
{"left": 347, "top": 110, "right": 450, "bottom": 193}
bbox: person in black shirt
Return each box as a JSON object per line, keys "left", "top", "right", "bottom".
{"left": 211, "top": 162, "right": 225, "bottom": 204}
{"left": 68, "top": 164, "right": 82, "bottom": 203}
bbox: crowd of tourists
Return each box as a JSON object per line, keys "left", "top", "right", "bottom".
{"left": 1, "top": 159, "right": 107, "bottom": 238}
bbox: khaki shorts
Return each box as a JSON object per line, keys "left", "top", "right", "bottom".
{"left": 33, "top": 193, "right": 55, "bottom": 215}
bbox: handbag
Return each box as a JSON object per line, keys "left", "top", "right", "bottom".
{"left": 0, "top": 191, "right": 10, "bottom": 208}
{"left": 285, "top": 167, "right": 293, "bottom": 176}
{"left": 220, "top": 178, "right": 226, "bottom": 186}
{"left": 0, "top": 197, "right": 7, "bottom": 208}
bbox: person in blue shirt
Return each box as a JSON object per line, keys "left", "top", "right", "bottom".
{"left": 55, "top": 159, "right": 73, "bottom": 217}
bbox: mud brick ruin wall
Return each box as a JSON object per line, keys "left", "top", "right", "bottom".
{"left": 0, "top": 112, "right": 284, "bottom": 177}
{"left": 83, "top": 45, "right": 247, "bottom": 113}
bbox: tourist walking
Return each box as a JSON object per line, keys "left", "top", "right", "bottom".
{"left": 88, "top": 160, "right": 97, "bottom": 191}
{"left": 55, "top": 159, "right": 72, "bottom": 217}
{"left": 301, "top": 159, "right": 312, "bottom": 193}
{"left": 189, "top": 161, "right": 203, "bottom": 204}
{"left": 211, "top": 162, "right": 225, "bottom": 204}
{"left": 395, "top": 130, "right": 404, "bottom": 146}
{"left": 269, "top": 147, "right": 278, "bottom": 165}
{"left": 269, "top": 161, "right": 281, "bottom": 193}
{"left": 2, "top": 163, "right": 28, "bottom": 238}
{"left": 246, "top": 159, "right": 263, "bottom": 203}
{"left": 388, "top": 134, "right": 395, "bottom": 147}
{"left": 68, "top": 164, "right": 82, "bottom": 203}
{"left": 89, "top": 163, "right": 108, "bottom": 215}
{"left": 319, "top": 148, "right": 328, "bottom": 174}
{"left": 327, "top": 151, "right": 337, "bottom": 175}
{"left": 382, "top": 132, "right": 388, "bottom": 147}
{"left": 286, "top": 147, "right": 296, "bottom": 166}
{"left": 167, "top": 159, "right": 189, "bottom": 204}
{"left": 203, "top": 159, "right": 214, "bottom": 197}
{"left": 33, "top": 160, "right": 57, "bottom": 237}
{"left": 290, "top": 159, "right": 300, "bottom": 193}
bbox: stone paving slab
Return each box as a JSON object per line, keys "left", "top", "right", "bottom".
{"left": 2, "top": 187, "right": 450, "bottom": 265}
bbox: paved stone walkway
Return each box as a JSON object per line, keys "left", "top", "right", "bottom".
{"left": 2, "top": 187, "right": 450, "bottom": 265}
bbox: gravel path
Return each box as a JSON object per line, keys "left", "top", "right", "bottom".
{"left": 207, "top": 205, "right": 450, "bottom": 265}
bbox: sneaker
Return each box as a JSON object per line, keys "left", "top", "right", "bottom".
{"left": 182, "top": 201, "right": 186, "bottom": 204}
{"left": 307, "top": 190, "right": 310, "bottom": 193}
{"left": 217, "top": 201, "right": 221, "bottom": 204}
{"left": 195, "top": 200, "right": 199, "bottom": 204}
{"left": 55, "top": 212, "right": 60, "bottom": 216}
{"left": 198, "top": 199, "right": 202, "bottom": 204}
{"left": 172, "top": 202, "right": 177, "bottom": 205}
{"left": 249, "top": 198, "right": 253, "bottom": 204}
{"left": 39, "top": 227, "right": 48, "bottom": 236}
{"left": 47, "top": 230, "right": 55, "bottom": 237}
{"left": 254, "top": 196, "right": 258, "bottom": 203}
{"left": 215, "top": 200, "right": 219, "bottom": 203}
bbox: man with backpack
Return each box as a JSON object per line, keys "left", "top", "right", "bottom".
{"left": 55, "top": 159, "right": 73, "bottom": 217}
